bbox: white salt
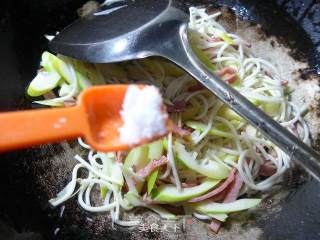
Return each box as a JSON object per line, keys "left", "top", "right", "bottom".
{"left": 119, "top": 85, "right": 167, "bottom": 145}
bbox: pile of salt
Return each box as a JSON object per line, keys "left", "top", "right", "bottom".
{"left": 119, "top": 85, "right": 167, "bottom": 145}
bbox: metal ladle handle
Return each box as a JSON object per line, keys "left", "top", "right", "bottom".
{"left": 162, "top": 23, "right": 320, "bottom": 181}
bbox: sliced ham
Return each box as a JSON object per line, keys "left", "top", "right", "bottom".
{"left": 64, "top": 99, "right": 76, "bottom": 107}
{"left": 223, "top": 170, "right": 243, "bottom": 203}
{"left": 281, "top": 80, "right": 289, "bottom": 86}
{"left": 116, "top": 151, "right": 126, "bottom": 163}
{"left": 214, "top": 67, "right": 238, "bottom": 84}
{"left": 208, "top": 170, "right": 243, "bottom": 233}
{"left": 136, "top": 156, "right": 168, "bottom": 179}
{"left": 187, "top": 82, "right": 206, "bottom": 92}
{"left": 160, "top": 177, "right": 173, "bottom": 185}
{"left": 215, "top": 67, "right": 237, "bottom": 77}
{"left": 224, "top": 74, "right": 238, "bottom": 84}
{"left": 255, "top": 146, "right": 278, "bottom": 176}
{"left": 291, "top": 124, "right": 299, "bottom": 137}
{"left": 43, "top": 91, "right": 57, "bottom": 100}
{"left": 188, "top": 169, "right": 236, "bottom": 203}
{"left": 169, "top": 175, "right": 176, "bottom": 185}
{"left": 232, "top": 45, "right": 239, "bottom": 50}
{"left": 209, "top": 37, "right": 223, "bottom": 42}
{"left": 204, "top": 47, "right": 217, "bottom": 58}
{"left": 167, "top": 100, "right": 187, "bottom": 113}
{"left": 210, "top": 191, "right": 227, "bottom": 202}
{"left": 172, "top": 124, "right": 192, "bottom": 137}
{"left": 209, "top": 219, "right": 222, "bottom": 233}
{"left": 264, "top": 71, "right": 272, "bottom": 78}
{"left": 44, "top": 91, "right": 76, "bottom": 107}
{"left": 123, "top": 182, "right": 129, "bottom": 193}
{"left": 244, "top": 42, "right": 252, "bottom": 48}
{"left": 131, "top": 164, "right": 138, "bottom": 173}
{"left": 232, "top": 41, "right": 251, "bottom": 49}
{"left": 181, "top": 182, "right": 198, "bottom": 188}
{"left": 259, "top": 161, "right": 277, "bottom": 177}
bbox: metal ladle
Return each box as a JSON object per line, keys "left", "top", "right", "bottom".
{"left": 49, "top": 0, "right": 320, "bottom": 180}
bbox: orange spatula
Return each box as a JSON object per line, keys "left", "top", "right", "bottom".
{"left": 0, "top": 84, "right": 171, "bottom": 152}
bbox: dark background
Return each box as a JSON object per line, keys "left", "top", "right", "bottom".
{"left": 0, "top": 0, "right": 319, "bottom": 239}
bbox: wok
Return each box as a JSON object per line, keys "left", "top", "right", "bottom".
{"left": 0, "top": 0, "right": 320, "bottom": 239}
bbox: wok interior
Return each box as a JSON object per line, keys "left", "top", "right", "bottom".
{"left": 0, "top": 0, "right": 319, "bottom": 239}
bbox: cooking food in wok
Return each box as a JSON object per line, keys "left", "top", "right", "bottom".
{"left": 0, "top": 0, "right": 320, "bottom": 239}
{"left": 25, "top": 2, "right": 313, "bottom": 234}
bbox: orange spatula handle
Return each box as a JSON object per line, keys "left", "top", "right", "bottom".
{"left": 0, "top": 106, "right": 89, "bottom": 152}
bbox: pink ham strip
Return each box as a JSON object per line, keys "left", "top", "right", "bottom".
{"left": 244, "top": 41, "right": 252, "bottom": 48}
{"left": 64, "top": 99, "right": 76, "bottom": 107}
{"left": 181, "top": 182, "right": 198, "bottom": 188}
{"left": 43, "top": 90, "right": 76, "bottom": 107}
{"left": 281, "top": 80, "right": 289, "bottom": 86}
{"left": 224, "top": 74, "right": 238, "bottom": 84}
{"left": 209, "top": 171, "right": 244, "bottom": 233}
{"left": 116, "top": 151, "right": 126, "bottom": 163}
{"left": 167, "top": 100, "right": 187, "bottom": 113}
{"left": 210, "top": 191, "right": 227, "bottom": 202}
{"left": 259, "top": 161, "right": 277, "bottom": 177}
{"left": 187, "top": 82, "right": 206, "bottom": 92}
{"left": 232, "top": 39, "right": 251, "bottom": 48}
{"left": 188, "top": 169, "right": 236, "bottom": 203}
{"left": 214, "top": 67, "right": 238, "bottom": 84}
{"left": 169, "top": 175, "right": 176, "bottom": 185}
{"left": 204, "top": 47, "right": 217, "bottom": 58}
{"left": 188, "top": 68, "right": 238, "bottom": 92}
{"left": 43, "top": 91, "right": 57, "bottom": 100}
{"left": 209, "top": 37, "right": 223, "bottom": 42}
{"left": 291, "top": 124, "right": 299, "bottom": 136}
{"left": 136, "top": 156, "right": 168, "bottom": 179}
{"left": 209, "top": 219, "right": 222, "bottom": 233}
{"left": 172, "top": 124, "right": 191, "bottom": 137}
{"left": 223, "top": 171, "right": 243, "bottom": 203}
{"left": 215, "top": 67, "right": 237, "bottom": 77}
{"left": 254, "top": 146, "right": 277, "bottom": 177}
{"left": 131, "top": 165, "right": 138, "bottom": 173}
